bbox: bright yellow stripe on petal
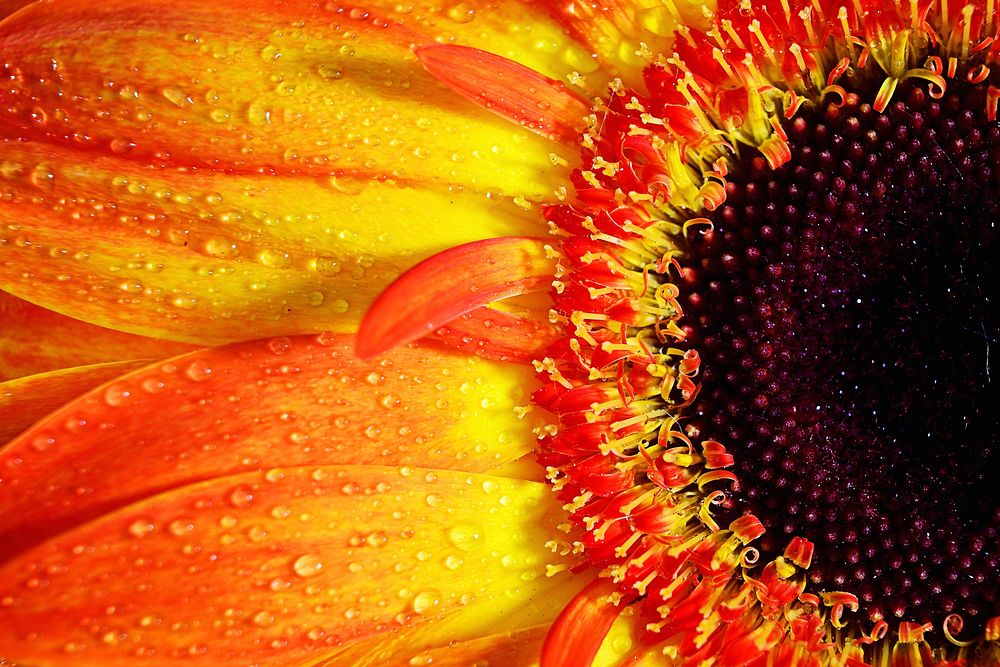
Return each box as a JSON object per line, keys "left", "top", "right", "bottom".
{"left": 0, "top": 141, "right": 551, "bottom": 343}
{"left": 0, "top": 465, "right": 572, "bottom": 666}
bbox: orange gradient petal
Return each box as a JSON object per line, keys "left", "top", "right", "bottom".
{"left": 357, "top": 237, "right": 555, "bottom": 358}
{"left": 0, "top": 360, "right": 149, "bottom": 443}
{"left": 0, "top": 333, "right": 548, "bottom": 560}
{"left": 430, "top": 306, "right": 560, "bottom": 364}
{"left": 541, "top": 578, "right": 630, "bottom": 667}
{"left": 0, "top": 465, "right": 570, "bottom": 666}
{"left": 0, "top": 0, "right": 578, "bottom": 344}
{"left": 0, "top": 292, "right": 198, "bottom": 380}
{"left": 417, "top": 45, "right": 590, "bottom": 143}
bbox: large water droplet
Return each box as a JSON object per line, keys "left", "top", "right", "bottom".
{"left": 292, "top": 554, "right": 324, "bottom": 578}
{"left": 447, "top": 523, "right": 483, "bottom": 552}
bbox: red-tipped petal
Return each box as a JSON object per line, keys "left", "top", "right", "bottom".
{"left": 0, "top": 334, "right": 545, "bottom": 560}
{"left": 430, "top": 306, "right": 559, "bottom": 364}
{"left": 541, "top": 578, "right": 631, "bottom": 667}
{"left": 357, "top": 237, "right": 555, "bottom": 359}
{"left": 417, "top": 45, "right": 590, "bottom": 143}
{"left": 0, "top": 360, "right": 148, "bottom": 443}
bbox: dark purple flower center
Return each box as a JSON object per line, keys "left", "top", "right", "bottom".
{"left": 681, "top": 78, "right": 1000, "bottom": 627}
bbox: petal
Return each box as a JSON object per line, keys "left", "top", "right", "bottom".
{"left": 0, "top": 0, "right": 575, "bottom": 189}
{"left": 0, "top": 360, "right": 149, "bottom": 443}
{"left": 336, "top": 625, "right": 550, "bottom": 667}
{"left": 0, "top": 141, "right": 549, "bottom": 344}
{"left": 0, "top": 333, "right": 548, "bottom": 560}
{"left": 431, "top": 306, "right": 559, "bottom": 364}
{"left": 319, "top": 573, "right": 590, "bottom": 665}
{"left": 0, "top": 292, "right": 198, "bottom": 380}
{"left": 541, "top": 578, "right": 628, "bottom": 667}
{"left": 0, "top": 465, "right": 571, "bottom": 666}
{"left": 417, "top": 45, "right": 590, "bottom": 143}
{"left": 357, "top": 237, "right": 555, "bottom": 358}
{"left": 537, "top": 0, "right": 712, "bottom": 85}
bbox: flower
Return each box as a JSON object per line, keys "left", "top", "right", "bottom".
{"left": 1, "top": 1, "right": 999, "bottom": 667}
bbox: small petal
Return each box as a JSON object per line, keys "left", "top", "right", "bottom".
{"left": 0, "top": 292, "right": 197, "bottom": 380}
{"left": 431, "top": 306, "right": 559, "bottom": 364}
{"left": 357, "top": 237, "right": 555, "bottom": 358}
{"left": 0, "top": 334, "right": 547, "bottom": 559}
{"left": 417, "top": 45, "right": 590, "bottom": 143}
{"left": 541, "top": 578, "right": 629, "bottom": 667}
{"left": 0, "top": 360, "right": 148, "bottom": 443}
{"left": 0, "top": 466, "right": 569, "bottom": 666}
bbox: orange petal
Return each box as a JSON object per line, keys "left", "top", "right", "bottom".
{"left": 0, "top": 333, "right": 548, "bottom": 560}
{"left": 343, "top": 625, "right": 550, "bottom": 667}
{"left": 321, "top": 567, "right": 590, "bottom": 666}
{"left": 0, "top": 140, "right": 547, "bottom": 344}
{"left": 541, "top": 578, "right": 629, "bottom": 667}
{"left": 357, "top": 237, "right": 555, "bottom": 358}
{"left": 0, "top": 360, "right": 149, "bottom": 443}
{"left": 0, "top": 292, "right": 198, "bottom": 380}
{"left": 0, "top": 0, "right": 571, "bottom": 189}
{"left": 417, "top": 45, "right": 590, "bottom": 143}
{"left": 0, "top": 465, "right": 570, "bottom": 666}
{"left": 430, "top": 306, "right": 559, "bottom": 364}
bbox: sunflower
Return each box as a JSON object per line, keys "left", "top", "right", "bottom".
{"left": 1, "top": 0, "right": 999, "bottom": 664}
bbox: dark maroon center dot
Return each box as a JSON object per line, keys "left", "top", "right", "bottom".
{"left": 681, "top": 78, "right": 1000, "bottom": 627}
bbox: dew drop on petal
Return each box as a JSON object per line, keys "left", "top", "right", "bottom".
{"left": 447, "top": 523, "right": 483, "bottom": 552}
{"left": 184, "top": 360, "right": 213, "bottom": 382}
{"left": 410, "top": 590, "right": 440, "bottom": 615}
{"left": 292, "top": 554, "right": 324, "bottom": 578}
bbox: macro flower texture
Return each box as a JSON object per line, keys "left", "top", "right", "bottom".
{"left": 2, "top": 0, "right": 1000, "bottom": 663}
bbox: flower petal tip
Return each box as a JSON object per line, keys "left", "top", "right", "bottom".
{"left": 357, "top": 237, "right": 556, "bottom": 357}
{"left": 415, "top": 44, "right": 589, "bottom": 143}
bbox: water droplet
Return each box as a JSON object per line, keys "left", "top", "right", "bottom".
{"left": 292, "top": 554, "right": 324, "bottom": 578}
{"left": 204, "top": 238, "right": 239, "bottom": 259}
{"left": 446, "top": 2, "right": 476, "bottom": 23}
{"left": 252, "top": 610, "right": 276, "bottom": 627}
{"left": 267, "top": 337, "right": 292, "bottom": 355}
{"left": 30, "top": 162, "right": 55, "bottom": 190}
{"left": 316, "top": 63, "right": 343, "bottom": 79}
{"left": 259, "top": 248, "right": 292, "bottom": 269}
{"left": 128, "top": 518, "right": 155, "bottom": 538}
{"left": 161, "top": 87, "right": 193, "bottom": 107}
{"left": 447, "top": 523, "right": 483, "bottom": 552}
{"left": 444, "top": 555, "right": 462, "bottom": 570}
{"left": 228, "top": 485, "right": 254, "bottom": 508}
{"left": 410, "top": 590, "right": 441, "bottom": 614}
{"left": 103, "top": 385, "right": 133, "bottom": 407}
{"left": 330, "top": 299, "right": 349, "bottom": 313}
{"left": 185, "top": 360, "right": 213, "bottom": 382}
{"left": 313, "top": 256, "right": 342, "bottom": 276}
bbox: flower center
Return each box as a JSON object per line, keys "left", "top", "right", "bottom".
{"left": 683, "top": 77, "right": 1000, "bottom": 626}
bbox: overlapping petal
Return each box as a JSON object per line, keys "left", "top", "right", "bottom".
{"left": 0, "top": 292, "right": 198, "bottom": 379}
{"left": 0, "top": 333, "right": 549, "bottom": 560}
{"left": 0, "top": 360, "right": 148, "bottom": 443}
{"left": 0, "top": 464, "right": 571, "bottom": 666}
{"left": 0, "top": 0, "right": 585, "bottom": 343}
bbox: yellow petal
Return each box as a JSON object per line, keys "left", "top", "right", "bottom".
{"left": 0, "top": 141, "right": 552, "bottom": 343}
{"left": 0, "top": 334, "right": 548, "bottom": 560}
{"left": 0, "top": 466, "right": 571, "bottom": 666}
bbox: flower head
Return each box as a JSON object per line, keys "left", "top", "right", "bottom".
{"left": 1, "top": 0, "right": 999, "bottom": 665}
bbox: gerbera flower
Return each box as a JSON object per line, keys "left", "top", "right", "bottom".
{"left": 1, "top": 0, "right": 999, "bottom": 666}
